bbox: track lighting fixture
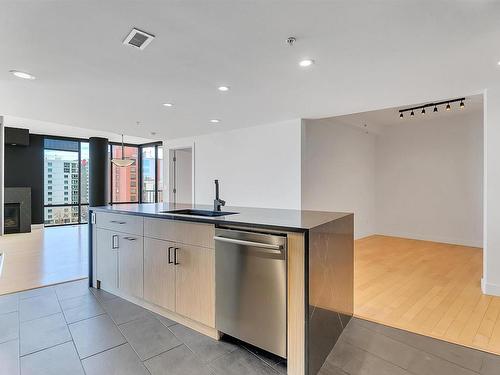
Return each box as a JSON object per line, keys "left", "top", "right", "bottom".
{"left": 398, "top": 97, "right": 465, "bottom": 119}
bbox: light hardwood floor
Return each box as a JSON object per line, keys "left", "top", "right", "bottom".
{"left": 0, "top": 225, "right": 88, "bottom": 295}
{"left": 354, "top": 235, "right": 500, "bottom": 355}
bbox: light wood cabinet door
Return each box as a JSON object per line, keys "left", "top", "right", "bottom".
{"left": 144, "top": 238, "right": 176, "bottom": 311}
{"left": 175, "top": 244, "right": 215, "bottom": 327}
{"left": 118, "top": 233, "right": 144, "bottom": 299}
{"left": 96, "top": 228, "right": 118, "bottom": 290}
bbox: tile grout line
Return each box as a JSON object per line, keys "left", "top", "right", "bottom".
{"left": 165, "top": 324, "right": 214, "bottom": 366}
{"left": 117, "top": 315, "right": 184, "bottom": 363}
{"left": 19, "top": 338, "right": 74, "bottom": 358}
{"left": 53, "top": 283, "right": 88, "bottom": 374}
{"left": 342, "top": 324, "right": 482, "bottom": 375}
{"left": 353, "top": 318, "right": 487, "bottom": 370}
{"left": 19, "top": 309, "right": 62, "bottom": 324}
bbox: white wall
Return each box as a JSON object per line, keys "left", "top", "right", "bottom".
{"left": 301, "top": 109, "right": 483, "bottom": 246}
{"left": 302, "top": 119, "right": 376, "bottom": 239}
{"left": 484, "top": 87, "right": 500, "bottom": 295}
{"left": 375, "top": 111, "right": 483, "bottom": 247}
{"left": 164, "top": 119, "right": 302, "bottom": 209}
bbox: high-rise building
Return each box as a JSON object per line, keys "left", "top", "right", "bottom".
{"left": 44, "top": 154, "right": 88, "bottom": 225}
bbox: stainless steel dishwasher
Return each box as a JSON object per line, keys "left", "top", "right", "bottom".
{"left": 214, "top": 228, "right": 287, "bottom": 358}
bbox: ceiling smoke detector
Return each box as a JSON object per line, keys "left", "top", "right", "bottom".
{"left": 123, "top": 28, "right": 155, "bottom": 50}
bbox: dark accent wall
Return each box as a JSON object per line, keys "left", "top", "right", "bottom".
{"left": 4, "top": 133, "right": 44, "bottom": 224}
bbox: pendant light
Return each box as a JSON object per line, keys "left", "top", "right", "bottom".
{"left": 111, "top": 135, "right": 135, "bottom": 167}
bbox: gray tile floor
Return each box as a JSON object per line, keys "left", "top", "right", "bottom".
{"left": 2, "top": 279, "right": 500, "bottom": 375}
{"left": 0, "top": 279, "right": 286, "bottom": 375}
{"left": 319, "top": 318, "right": 500, "bottom": 375}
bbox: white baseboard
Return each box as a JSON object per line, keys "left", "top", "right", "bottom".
{"left": 31, "top": 224, "right": 44, "bottom": 231}
{"left": 482, "top": 278, "right": 500, "bottom": 296}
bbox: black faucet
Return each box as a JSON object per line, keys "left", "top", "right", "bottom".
{"left": 214, "top": 179, "right": 226, "bottom": 211}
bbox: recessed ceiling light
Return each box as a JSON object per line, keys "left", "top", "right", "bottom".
{"left": 299, "top": 59, "right": 314, "bottom": 67}
{"left": 162, "top": 103, "right": 173, "bottom": 107}
{"left": 209, "top": 119, "right": 220, "bottom": 124}
{"left": 497, "top": 61, "right": 500, "bottom": 66}
{"left": 218, "top": 86, "right": 230, "bottom": 92}
{"left": 10, "top": 70, "right": 35, "bottom": 80}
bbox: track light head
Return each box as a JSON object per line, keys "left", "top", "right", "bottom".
{"left": 434, "top": 106, "right": 438, "bottom": 113}
{"left": 446, "top": 102, "right": 451, "bottom": 111}
{"left": 421, "top": 108, "right": 426, "bottom": 115}
{"left": 410, "top": 110, "right": 414, "bottom": 117}
{"left": 400, "top": 113, "right": 403, "bottom": 119}
{"left": 460, "top": 100, "right": 465, "bottom": 109}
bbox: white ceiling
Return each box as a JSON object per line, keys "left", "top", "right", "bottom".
{"left": 0, "top": 1, "right": 499, "bottom": 140}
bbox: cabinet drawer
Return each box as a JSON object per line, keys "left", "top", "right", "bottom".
{"left": 95, "top": 212, "right": 143, "bottom": 236}
{"left": 144, "top": 218, "right": 214, "bottom": 248}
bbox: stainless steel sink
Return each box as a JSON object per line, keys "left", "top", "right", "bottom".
{"left": 160, "top": 209, "right": 238, "bottom": 217}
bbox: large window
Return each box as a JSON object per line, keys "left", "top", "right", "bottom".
{"left": 141, "top": 146, "right": 156, "bottom": 203}
{"left": 44, "top": 139, "right": 89, "bottom": 226}
{"left": 110, "top": 143, "right": 163, "bottom": 204}
{"left": 110, "top": 145, "right": 139, "bottom": 203}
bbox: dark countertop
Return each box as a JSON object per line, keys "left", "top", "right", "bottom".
{"left": 89, "top": 203, "right": 351, "bottom": 232}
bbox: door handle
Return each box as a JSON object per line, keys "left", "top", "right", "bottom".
{"left": 213, "top": 236, "right": 283, "bottom": 253}
{"left": 123, "top": 236, "right": 137, "bottom": 241}
{"left": 112, "top": 235, "right": 119, "bottom": 249}
{"left": 174, "top": 247, "right": 180, "bottom": 265}
{"left": 168, "top": 247, "right": 174, "bottom": 264}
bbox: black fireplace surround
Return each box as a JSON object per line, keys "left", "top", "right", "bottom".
{"left": 4, "top": 203, "right": 20, "bottom": 234}
{"left": 4, "top": 187, "right": 31, "bottom": 233}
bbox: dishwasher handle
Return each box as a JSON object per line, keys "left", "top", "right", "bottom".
{"left": 214, "top": 236, "right": 283, "bottom": 254}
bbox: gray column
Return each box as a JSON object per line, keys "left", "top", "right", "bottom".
{"left": 89, "top": 137, "right": 109, "bottom": 207}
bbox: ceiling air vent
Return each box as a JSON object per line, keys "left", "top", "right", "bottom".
{"left": 123, "top": 28, "right": 155, "bottom": 50}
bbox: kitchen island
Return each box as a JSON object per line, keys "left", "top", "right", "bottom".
{"left": 88, "top": 203, "right": 353, "bottom": 375}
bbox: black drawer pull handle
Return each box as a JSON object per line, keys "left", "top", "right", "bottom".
{"left": 174, "top": 247, "right": 180, "bottom": 265}
{"left": 168, "top": 247, "right": 174, "bottom": 264}
{"left": 112, "top": 235, "right": 119, "bottom": 249}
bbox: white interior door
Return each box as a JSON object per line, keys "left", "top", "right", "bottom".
{"left": 170, "top": 148, "right": 192, "bottom": 204}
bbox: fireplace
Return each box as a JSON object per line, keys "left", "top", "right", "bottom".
{"left": 4, "top": 187, "right": 31, "bottom": 234}
{"left": 4, "top": 203, "right": 21, "bottom": 234}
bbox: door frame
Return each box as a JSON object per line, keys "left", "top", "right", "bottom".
{"left": 166, "top": 142, "right": 195, "bottom": 204}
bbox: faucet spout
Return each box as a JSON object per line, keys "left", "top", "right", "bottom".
{"left": 214, "top": 180, "right": 226, "bottom": 211}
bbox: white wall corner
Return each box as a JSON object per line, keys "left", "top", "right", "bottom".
{"left": 482, "top": 277, "right": 500, "bottom": 296}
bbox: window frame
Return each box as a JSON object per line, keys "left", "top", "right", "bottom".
{"left": 43, "top": 136, "right": 90, "bottom": 226}
{"left": 109, "top": 141, "right": 162, "bottom": 205}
